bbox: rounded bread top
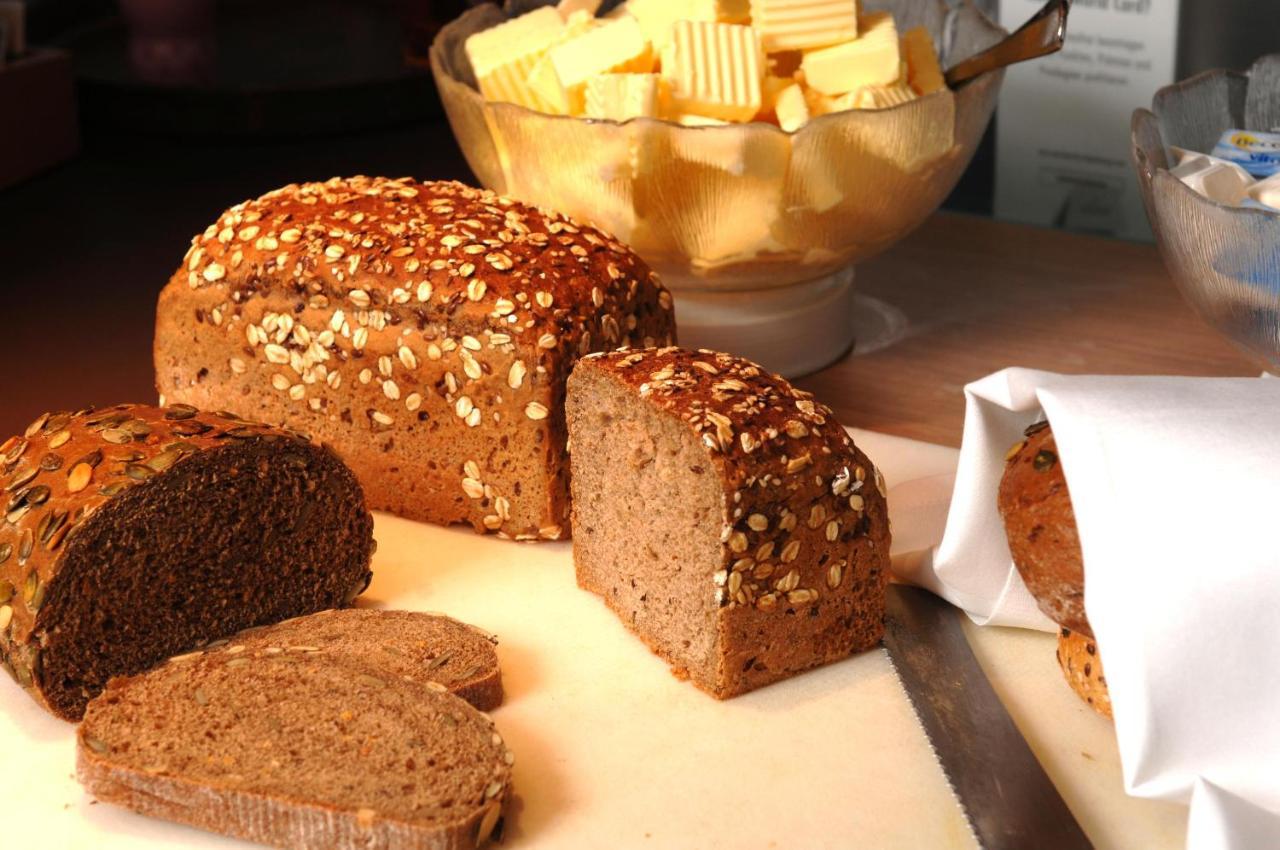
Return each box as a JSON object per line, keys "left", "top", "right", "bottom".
{"left": 580, "top": 347, "right": 880, "bottom": 500}
{"left": 170, "top": 176, "right": 673, "bottom": 348}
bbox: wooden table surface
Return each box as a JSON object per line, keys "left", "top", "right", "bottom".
{"left": 0, "top": 129, "right": 1258, "bottom": 443}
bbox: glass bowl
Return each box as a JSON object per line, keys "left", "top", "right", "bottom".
{"left": 430, "top": 0, "right": 1006, "bottom": 374}
{"left": 1132, "top": 55, "right": 1280, "bottom": 375}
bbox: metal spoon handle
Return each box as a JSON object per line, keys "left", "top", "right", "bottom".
{"left": 944, "top": 0, "right": 1071, "bottom": 89}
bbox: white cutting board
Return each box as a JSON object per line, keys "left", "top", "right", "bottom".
{"left": 0, "top": 430, "right": 1186, "bottom": 849}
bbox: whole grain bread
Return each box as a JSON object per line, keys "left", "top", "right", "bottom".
{"left": 214, "top": 608, "right": 504, "bottom": 711}
{"left": 78, "top": 648, "right": 513, "bottom": 849}
{"left": 566, "top": 347, "right": 890, "bottom": 699}
{"left": 1056, "top": 627, "right": 1111, "bottom": 719}
{"left": 0, "top": 403, "right": 374, "bottom": 721}
{"left": 997, "top": 421, "right": 1090, "bottom": 636}
{"left": 155, "top": 176, "right": 676, "bottom": 541}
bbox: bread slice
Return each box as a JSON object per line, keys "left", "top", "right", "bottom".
{"left": 207, "top": 608, "right": 504, "bottom": 711}
{"left": 78, "top": 647, "right": 514, "bottom": 849}
{"left": 566, "top": 347, "right": 891, "bottom": 699}
{"left": 0, "top": 403, "right": 374, "bottom": 721}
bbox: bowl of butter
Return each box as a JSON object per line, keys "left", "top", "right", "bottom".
{"left": 1132, "top": 54, "right": 1280, "bottom": 375}
{"left": 430, "top": 0, "right": 1006, "bottom": 375}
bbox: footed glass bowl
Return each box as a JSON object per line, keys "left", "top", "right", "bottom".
{"left": 1132, "top": 55, "right": 1280, "bottom": 375}
{"left": 430, "top": 0, "right": 1006, "bottom": 374}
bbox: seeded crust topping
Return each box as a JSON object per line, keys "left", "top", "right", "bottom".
{"left": 0, "top": 404, "right": 347, "bottom": 700}
{"left": 583, "top": 347, "right": 887, "bottom": 613}
{"left": 167, "top": 176, "right": 676, "bottom": 539}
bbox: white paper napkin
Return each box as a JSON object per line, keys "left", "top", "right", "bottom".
{"left": 891, "top": 367, "right": 1280, "bottom": 850}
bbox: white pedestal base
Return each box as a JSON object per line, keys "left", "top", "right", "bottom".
{"left": 671, "top": 268, "right": 858, "bottom": 378}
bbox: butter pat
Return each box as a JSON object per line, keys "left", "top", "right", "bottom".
{"left": 1171, "top": 152, "right": 1255, "bottom": 205}
{"left": 525, "top": 11, "right": 599, "bottom": 114}
{"left": 545, "top": 16, "right": 654, "bottom": 114}
{"left": 774, "top": 82, "right": 810, "bottom": 131}
{"left": 853, "top": 80, "right": 916, "bottom": 109}
{"left": 1248, "top": 172, "right": 1280, "bottom": 210}
{"left": 556, "top": 0, "right": 603, "bottom": 18}
{"left": 585, "top": 73, "right": 667, "bottom": 121}
{"left": 901, "top": 26, "right": 945, "bottom": 95}
{"left": 465, "top": 7, "right": 566, "bottom": 109}
{"left": 663, "top": 20, "right": 763, "bottom": 122}
{"left": 800, "top": 11, "right": 899, "bottom": 95}
{"left": 750, "top": 0, "right": 858, "bottom": 52}
{"left": 626, "top": 0, "right": 719, "bottom": 52}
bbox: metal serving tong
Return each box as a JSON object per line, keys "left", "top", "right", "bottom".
{"left": 945, "top": 0, "right": 1071, "bottom": 89}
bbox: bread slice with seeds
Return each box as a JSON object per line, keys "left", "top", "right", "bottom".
{"left": 78, "top": 649, "right": 513, "bottom": 849}
{"left": 566, "top": 347, "right": 890, "bottom": 699}
{"left": 215, "top": 608, "right": 504, "bottom": 711}
{"left": 155, "top": 176, "right": 677, "bottom": 541}
{"left": 0, "top": 403, "right": 374, "bottom": 721}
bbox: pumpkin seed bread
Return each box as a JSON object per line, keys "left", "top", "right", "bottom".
{"left": 566, "top": 347, "right": 891, "bottom": 699}
{"left": 997, "top": 420, "right": 1090, "bottom": 636}
{"left": 0, "top": 403, "right": 374, "bottom": 721}
{"left": 1056, "top": 627, "right": 1112, "bottom": 719}
{"left": 155, "top": 176, "right": 676, "bottom": 540}
{"left": 78, "top": 650, "right": 513, "bottom": 849}
{"left": 218, "top": 608, "right": 504, "bottom": 711}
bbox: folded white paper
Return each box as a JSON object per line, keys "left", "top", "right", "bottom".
{"left": 892, "top": 368, "right": 1280, "bottom": 850}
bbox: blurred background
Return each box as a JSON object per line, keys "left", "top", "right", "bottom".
{"left": 0, "top": 0, "right": 1273, "bottom": 427}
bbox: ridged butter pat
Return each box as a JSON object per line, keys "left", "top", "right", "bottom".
{"left": 662, "top": 21, "right": 763, "bottom": 122}
{"left": 750, "top": 0, "right": 859, "bottom": 52}
{"left": 544, "top": 16, "right": 654, "bottom": 114}
{"left": 774, "top": 82, "right": 810, "bottom": 131}
{"left": 465, "top": 6, "right": 566, "bottom": 109}
{"left": 800, "top": 11, "right": 899, "bottom": 95}
{"left": 585, "top": 73, "right": 667, "bottom": 121}
{"left": 852, "top": 80, "right": 916, "bottom": 109}
{"left": 625, "top": 0, "right": 719, "bottom": 51}
{"left": 902, "top": 26, "right": 945, "bottom": 95}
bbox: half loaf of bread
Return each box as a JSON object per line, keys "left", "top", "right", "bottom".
{"left": 155, "top": 176, "right": 676, "bottom": 540}
{"left": 567, "top": 347, "right": 890, "bottom": 698}
{"left": 0, "top": 403, "right": 374, "bottom": 720}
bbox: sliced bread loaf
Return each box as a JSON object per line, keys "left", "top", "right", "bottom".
{"left": 0, "top": 403, "right": 375, "bottom": 721}
{"left": 78, "top": 649, "right": 513, "bottom": 849}
{"left": 204, "top": 608, "right": 503, "bottom": 711}
{"left": 566, "top": 347, "right": 891, "bottom": 699}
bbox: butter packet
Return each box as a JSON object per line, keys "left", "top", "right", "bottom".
{"left": 1210, "top": 129, "right": 1280, "bottom": 178}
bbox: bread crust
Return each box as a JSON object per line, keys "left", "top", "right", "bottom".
{"left": 155, "top": 176, "right": 676, "bottom": 540}
{"left": 1056, "top": 627, "right": 1111, "bottom": 718}
{"left": 0, "top": 403, "right": 375, "bottom": 720}
{"left": 997, "top": 422, "right": 1090, "bottom": 637}
{"left": 569, "top": 347, "right": 890, "bottom": 698}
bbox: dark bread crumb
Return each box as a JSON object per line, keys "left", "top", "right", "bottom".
{"left": 0, "top": 403, "right": 374, "bottom": 721}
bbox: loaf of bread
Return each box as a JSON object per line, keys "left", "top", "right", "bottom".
{"left": 1056, "top": 627, "right": 1111, "bottom": 718}
{"left": 566, "top": 347, "right": 890, "bottom": 698}
{"left": 998, "top": 421, "right": 1112, "bottom": 716}
{"left": 219, "top": 608, "right": 504, "bottom": 711}
{"left": 0, "top": 403, "right": 374, "bottom": 720}
{"left": 78, "top": 638, "right": 513, "bottom": 849}
{"left": 997, "top": 420, "right": 1090, "bottom": 636}
{"left": 155, "top": 176, "right": 676, "bottom": 540}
